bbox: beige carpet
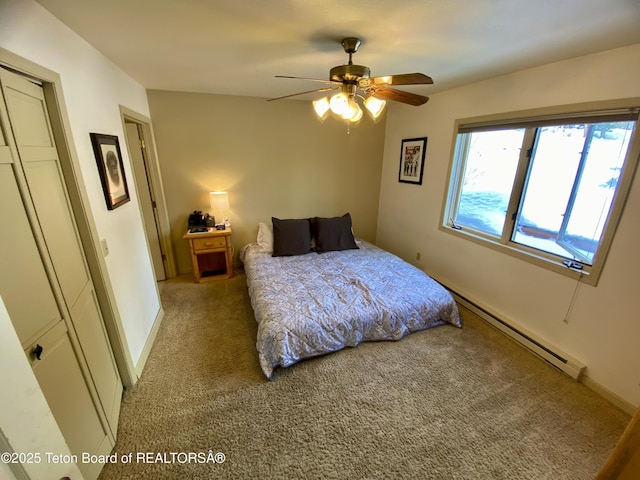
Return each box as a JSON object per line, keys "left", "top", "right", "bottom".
{"left": 98, "top": 273, "right": 629, "bottom": 479}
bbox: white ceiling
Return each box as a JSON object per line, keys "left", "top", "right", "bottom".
{"left": 35, "top": 0, "right": 640, "bottom": 102}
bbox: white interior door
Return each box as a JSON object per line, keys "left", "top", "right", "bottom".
{"left": 125, "top": 121, "right": 166, "bottom": 280}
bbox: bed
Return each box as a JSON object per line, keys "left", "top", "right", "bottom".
{"left": 240, "top": 214, "right": 462, "bottom": 379}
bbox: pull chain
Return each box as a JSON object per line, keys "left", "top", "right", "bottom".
{"left": 563, "top": 273, "right": 584, "bottom": 324}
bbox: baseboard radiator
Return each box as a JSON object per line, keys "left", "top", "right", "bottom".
{"left": 449, "top": 290, "right": 586, "bottom": 381}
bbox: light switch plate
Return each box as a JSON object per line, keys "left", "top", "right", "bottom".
{"left": 100, "top": 238, "right": 109, "bottom": 257}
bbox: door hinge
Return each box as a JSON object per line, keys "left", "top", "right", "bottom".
{"left": 140, "top": 139, "right": 146, "bottom": 149}
{"left": 151, "top": 200, "right": 157, "bottom": 209}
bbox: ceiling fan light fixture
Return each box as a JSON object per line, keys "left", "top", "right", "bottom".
{"left": 347, "top": 101, "right": 363, "bottom": 122}
{"left": 329, "top": 92, "right": 350, "bottom": 117}
{"left": 364, "top": 96, "right": 386, "bottom": 120}
{"left": 273, "top": 37, "right": 432, "bottom": 131}
{"left": 338, "top": 97, "right": 359, "bottom": 121}
{"left": 313, "top": 97, "right": 331, "bottom": 120}
{"left": 273, "top": 36, "right": 432, "bottom": 128}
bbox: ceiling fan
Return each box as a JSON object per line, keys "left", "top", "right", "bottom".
{"left": 268, "top": 37, "right": 433, "bottom": 124}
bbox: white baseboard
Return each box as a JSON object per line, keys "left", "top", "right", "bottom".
{"left": 134, "top": 307, "right": 164, "bottom": 379}
{"left": 450, "top": 290, "right": 586, "bottom": 380}
{"left": 581, "top": 375, "right": 636, "bottom": 416}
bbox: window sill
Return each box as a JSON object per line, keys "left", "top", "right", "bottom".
{"left": 440, "top": 224, "right": 598, "bottom": 286}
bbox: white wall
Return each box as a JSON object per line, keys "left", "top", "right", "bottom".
{"left": 377, "top": 44, "right": 640, "bottom": 409}
{"left": 0, "top": 0, "right": 160, "bottom": 368}
{"left": 147, "top": 90, "right": 385, "bottom": 274}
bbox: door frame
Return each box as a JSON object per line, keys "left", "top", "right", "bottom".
{"left": 120, "top": 106, "right": 177, "bottom": 279}
{"left": 0, "top": 47, "right": 138, "bottom": 387}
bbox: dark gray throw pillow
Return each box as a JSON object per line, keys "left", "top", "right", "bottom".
{"left": 272, "top": 217, "right": 312, "bottom": 257}
{"left": 312, "top": 213, "right": 359, "bottom": 253}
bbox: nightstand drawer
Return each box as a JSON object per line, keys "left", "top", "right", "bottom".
{"left": 193, "top": 236, "right": 226, "bottom": 251}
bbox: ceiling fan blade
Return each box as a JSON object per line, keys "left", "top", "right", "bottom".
{"left": 267, "top": 86, "right": 339, "bottom": 102}
{"left": 275, "top": 75, "right": 340, "bottom": 85}
{"left": 370, "top": 87, "right": 429, "bottom": 106}
{"left": 361, "top": 73, "right": 433, "bottom": 88}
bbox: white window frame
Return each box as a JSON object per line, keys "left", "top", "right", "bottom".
{"left": 440, "top": 99, "right": 640, "bottom": 286}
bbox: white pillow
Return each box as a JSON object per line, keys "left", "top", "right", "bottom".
{"left": 257, "top": 221, "right": 274, "bottom": 253}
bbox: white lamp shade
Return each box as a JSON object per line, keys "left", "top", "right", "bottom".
{"left": 364, "top": 96, "right": 386, "bottom": 119}
{"left": 339, "top": 98, "right": 360, "bottom": 121}
{"left": 313, "top": 97, "right": 330, "bottom": 119}
{"left": 349, "top": 102, "right": 363, "bottom": 122}
{"left": 329, "top": 92, "right": 349, "bottom": 117}
{"left": 209, "top": 191, "right": 229, "bottom": 210}
{"left": 313, "top": 92, "right": 379, "bottom": 125}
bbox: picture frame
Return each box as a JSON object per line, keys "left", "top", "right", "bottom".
{"left": 398, "top": 137, "right": 427, "bottom": 185}
{"left": 90, "top": 132, "right": 130, "bottom": 210}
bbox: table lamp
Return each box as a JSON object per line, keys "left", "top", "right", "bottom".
{"left": 209, "top": 191, "right": 230, "bottom": 229}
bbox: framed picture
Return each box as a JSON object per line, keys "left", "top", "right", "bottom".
{"left": 90, "top": 133, "right": 130, "bottom": 210}
{"left": 398, "top": 137, "right": 427, "bottom": 185}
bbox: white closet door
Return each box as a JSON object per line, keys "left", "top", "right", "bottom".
{"left": 0, "top": 68, "right": 122, "bottom": 480}
{"left": 0, "top": 88, "right": 110, "bottom": 480}
{"left": 0, "top": 162, "right": 61, "bottom": 344}
{"left": 0, "top": 68, "right": 122, "bottom": 434}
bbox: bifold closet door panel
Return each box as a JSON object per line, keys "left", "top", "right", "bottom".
{"left": 70, "top": 283, "right": 124, "bottom": 430}
{"left": 27, "top": 321, "right": 111, "bottom": 476}
{"left": 0, "top": 109, "right": 11, "bottom": 163}
{"left": 0, "top": 163, "right": 61, "bottom": 346}
{"left": 13, "top": 98, "right": 123, "bottom": 437}
{"left": 2, "top": 72, "right": 87, "bottom": 304}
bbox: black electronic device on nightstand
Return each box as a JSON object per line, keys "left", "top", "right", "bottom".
{"left": 188, "top": 211, "right": 210, "bottom": 233}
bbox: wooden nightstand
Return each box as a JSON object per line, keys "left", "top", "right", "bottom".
{"left": 183, "top": 228, "right": 233, "bottom": 283}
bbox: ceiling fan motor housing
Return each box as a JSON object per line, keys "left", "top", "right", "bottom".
{"left": 330, "top": 64, "right": 370, "bottom": 83}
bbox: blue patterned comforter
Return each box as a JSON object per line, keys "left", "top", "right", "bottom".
{"left": 240, "top": 240, "right": 462, "bottom": 379}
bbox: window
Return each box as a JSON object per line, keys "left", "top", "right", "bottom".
{"left": 442, "top": 103, "right": 640, "bottom": 285}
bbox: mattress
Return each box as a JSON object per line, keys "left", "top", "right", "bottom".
{"left": 240, "top": 239, "right": 462, "bottom": 378}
